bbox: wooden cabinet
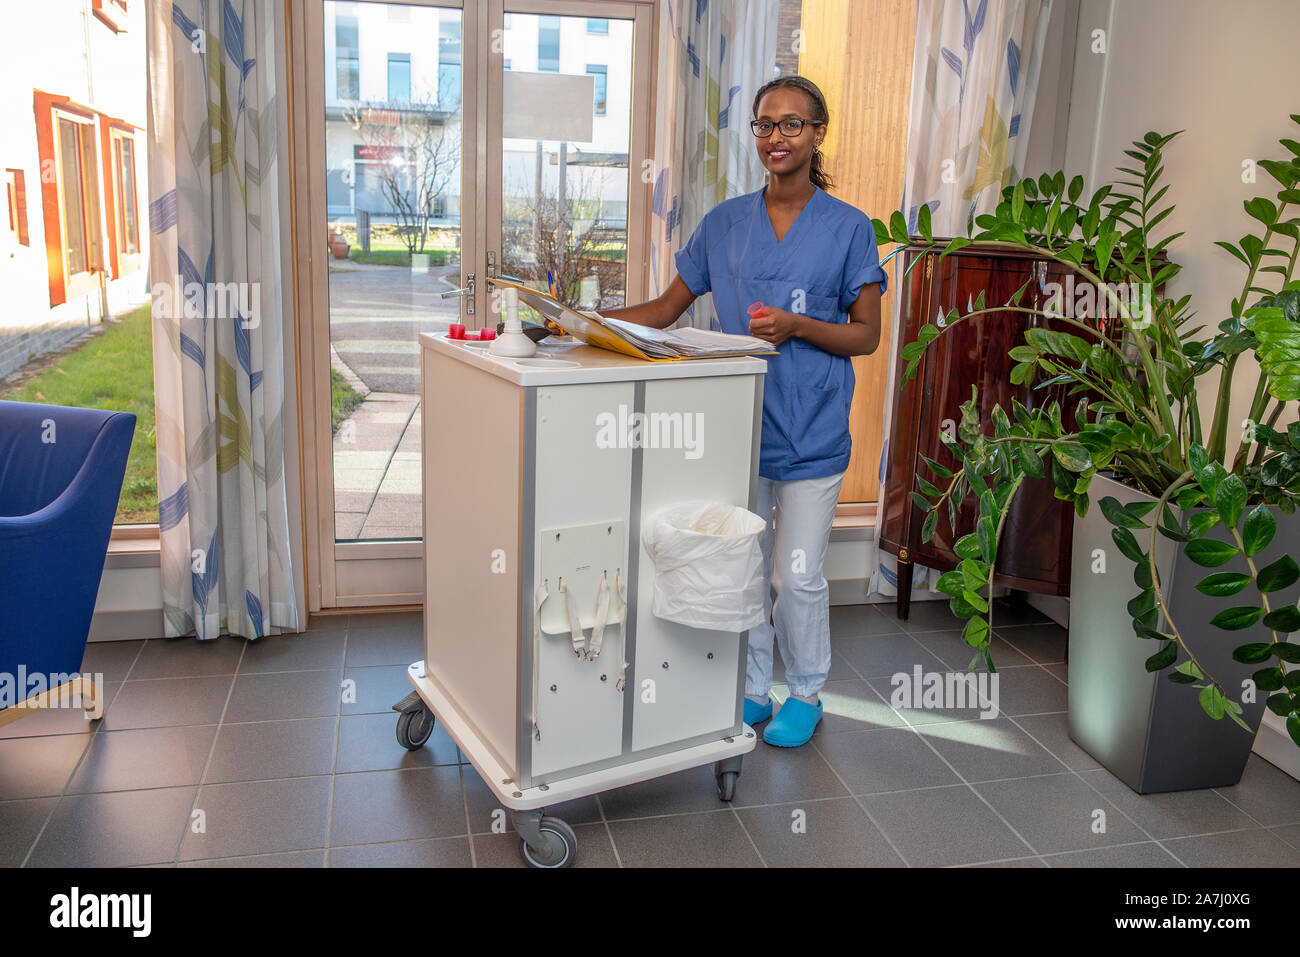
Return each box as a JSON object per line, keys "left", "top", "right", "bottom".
{"left": 876, "top": 244, "right": 1081, "bottom": 620}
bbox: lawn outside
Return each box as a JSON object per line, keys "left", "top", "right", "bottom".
{"left": 1, "top": 304, "right": 158, "bottom": 525}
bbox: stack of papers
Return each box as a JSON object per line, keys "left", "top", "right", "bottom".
{"left": 488, "top": 276, "right": 777, "bottom": 361}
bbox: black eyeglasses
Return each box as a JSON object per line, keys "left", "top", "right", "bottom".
{"left": 750, "top": 117, "right": 819, "bottom": 137}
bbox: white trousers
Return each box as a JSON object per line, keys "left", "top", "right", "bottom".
{"left": 745, "top": 470, "right": 845, "bottom": 700}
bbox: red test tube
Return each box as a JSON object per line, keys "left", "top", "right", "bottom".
{"left": 748, "top": 302, "right": 767, "bottom": 319}
{"left": 448, "top": 323, "right": 465, "bottom": 340}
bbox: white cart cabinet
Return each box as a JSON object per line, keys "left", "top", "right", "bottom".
{"left": 399, "top": 332, "right": 766, "bottom": 866}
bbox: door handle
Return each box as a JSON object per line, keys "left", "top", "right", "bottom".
{"left": 439, "top": 273, "right": 475, "bottom": 315}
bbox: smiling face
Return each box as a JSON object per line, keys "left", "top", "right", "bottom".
{"left": 753, "top": 86, "right": 825, "bottom": 180}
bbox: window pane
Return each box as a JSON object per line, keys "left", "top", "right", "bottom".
{"left": 587, "top": 18, "right": 608, "bottom": 34}
{"left": 537, "top": 15, "right": 560, "bottom": 72}
{"left": 57, "top": 119, "right": 87, "bottom": 276}
{"left": 336, "top": 14, "right": 359, "bottom": 98}
{"left": 437, "top": 12, "right": 461, "bottom": 107}
{"left": 116, "top": 137, "right": 139, "bottom": 255}
{"left": 388, "top": 52, "right": 411, "bottom": 103}
{"left": 586, "top": 64, "right": 607, "bottom": 116}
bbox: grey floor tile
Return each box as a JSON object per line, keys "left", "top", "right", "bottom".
{"left": 990, "top": 596, "right": 1053, "bottom": 627}
{"left": 27, "top": 786, "right": 196, "bottom": 867}
{"left": 301, "top": 614, "right": 350, "bottom": 637}
{"left": 335, "top": 712, "right": 458, "bottom": 773}
{"left": 1044, "top": 842, "right": 1183, "bottom": 867}
{"left": 835, "top": 632, "right": 947, "bottom": 680}
{"left": 0, "top": 733, "right": 91, "bottom": 799}
{"left": 1161, "top": 828, "right": 1300, "bottom": 867}
{"left": 861, "top": 785, "right": 1034, "bottom": 866}
{"left": 1044, "top": 662, "right": 1068, "bottom": 684}
{"left": 179, "top": 776, "right": 331, "bottom": 861}
{"left": 346, "top": 612, "right": 423, "bottom": 669}
{"left": 1012, "top": 712, "right": 1100, "bottom": 771}
{"left": 180, "top": 850, "right": 326, "bottom": 867}
{"left": 1271, "top": 823, "right": 1300, "bottom": 851}
{"left": 920, "top": 718, "right": 1065, "bottom": 782}
{"left": 729, "top": 737, "right": 848, "bottom": 806}
{"left": 607, "top": 810, "right": 762, "bottom": 867}
{"left": 329, "top": 767, "right": 467, "bottom": 846}
{"left": 129, "top": 636, "right": 245, "bottom": 678}
{"left": 223, "top": 669, "right": 342, "bottom": 723}
{"left": 204, "top": 718, "right": 338, "bottom": 783}
{"left": 0, "top": 797, "right": 57, "bottom": 866}
{"left": 329, "top": 837, "right": 472, "bottom": 867}
{"left": 987, "top": 665, "right": 1068, "bottom": 717}
{"left": 830, "top": 603, "right": 908, "bottom": 639}
{"left": 1078, "top": 767, "right": 1259, "bottom": 839}
{"left": 462, "top": 765, "right": 600, "bottom": 834}
{"left": 910, "top": 629, "right": 1033, "bottom": 671}
{"left": 68, "top": 725, "right": 217, "bottom": 793}
{"left": 867, "top": 674, "right": 994, "bottom": 726}
{"left": 598, "top": 763, "right": 728, "bottom": 820}
{"left": 0, "top": 684, "right": 118, "bottom": 739}
{"left": 1213, "top": 755, "right": 1300, "bottom": 826}
{"left": 473, "top": 823, "right": 616, "bottom": 868}
{"left": 238, "top": 632, "right": 347, "bottom": 674}
{"left": 736, "top": 797, "right": 904, "bottom": 867}
{"left": 974, "top": 772, "right": 1146, "bottom": 853}
{"left": 896, "top": 599, "right": 967, "bottom": 634}
{"left": 341, "top": 664, "right": 418, "bottom": 715}
{"left": 81, "top": 640, "right": 145, "bottom": 684}
{"left": 994, "top": 622, "right": 1069, "bottom": 664}
{"left": 815, "top": 728, "right": 960, "bottom": 794}
{"left": 102, "top": 676, "right": 233, "bottom": 730}
{"left": 963, "top": 855, "right": 1048, "bottom": 867}
{"left": 782, "top": 679, "right": 905, "bottom": 733}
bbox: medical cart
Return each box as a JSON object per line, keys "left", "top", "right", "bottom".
{"left": 394, "top": 330, "right": 766, "bottom": 867}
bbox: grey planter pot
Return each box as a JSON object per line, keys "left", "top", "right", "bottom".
{"left": 1067, "top": 471, "right": 1296, "bottom": 793}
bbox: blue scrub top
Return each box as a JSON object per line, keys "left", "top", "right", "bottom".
{"left": 674, "top": 185, "right": 887, "bottom": 482}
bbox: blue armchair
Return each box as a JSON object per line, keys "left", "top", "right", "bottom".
{"left": 0, "top": 400, "right": 135, "bottom": 723}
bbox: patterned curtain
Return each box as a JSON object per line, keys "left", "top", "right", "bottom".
{"left": 146, "top": 0, "right": 298, "bottom": 639}
{"left": 647, "top": 0, "right": 779, "bottom": 328}
{"left": 871, "top": 0, "right": 1054, "bottom": 597}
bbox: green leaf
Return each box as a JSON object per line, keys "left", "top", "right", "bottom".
{"left": 1100, "top": 496, "right": 1148, "bottom": 529}
{"left": 1067, "top": 174, "right": 1084, "bottom": 203}
{"left": 1199, "top": 685, "right": 1226, "bottom": 720}
{"left": 1111, "top": 527, "right": 1145, "bottom": 564}
{"left": 1253, "top": 665, "right": 1286, "bottom": 692}
{"left": 910, "top": 491, "right": 932, "bottom": 512}
{"left": 960, "top": 558, "right": 986, "bottom": 592}
{"left": 1210, "top": 606, "right": 1264, "bottom": 631}
{"left": 920, "top": 455, "right": 954, "bottom": 479}
{"left": 1241, "top": 505, "right": 1276, "bottom": 557}
{"left": 1266, "top": 692, "right": 1295, "bottom": 717}
{"left": 936, "top": 571, "right": 965, "bottom": 599}
{"left": 1183, "top": 538, "right": 1239, "bottom": 567}
{"left": 917, "top": 201, "right": 933, "bottom": 241}
{"left": 1262, "top": 605, "right": 1300, "bottom": 633}
{"left": 1214, "top": 474, "right": 1248, "bottom": 528}
{"left": 1195, "top": 572, "right": 1252, "bottom": 596}
{"left": 962, "top": 614, "right": 990, "bottom": 648}
{"left": 1145, "top": 641, "right": 1178, "bottom": 672}
{"left": 963, "top": 589, "right": 989, "bottom": 613}
{"left": 977, "top": 517, "right": 996, "bottom": 563}
{"left": 1275, "top": 641, "right": 1300, "bottom": 663}
{"left": 1256, "top": 554, "right": 1300, "bottom": 592}
{"left": 1234, "top": 642, "right": 1275, "bottom": 663}
{"left": 1288, "top": 714, "right": 1300, "bottom": 748}
{"left": 889, "top": 210, "right": 909, "bottom": 244}
{"left": 1187, "top": 511, "right": 1221, "bottom": 539}
{"left": 921, "top": 508, "right": 938, "bottom": 542}
{"left": 1054, "top": 443, "right": 1092, "bottom": 472}
{"left": 954, "top": 533, "right": 982, "bottom": 560}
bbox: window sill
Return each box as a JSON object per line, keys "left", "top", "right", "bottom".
{"left": 107, "top": 524, "right": 160, "bottom": 568}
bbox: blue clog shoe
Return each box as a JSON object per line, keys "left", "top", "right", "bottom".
{"left": 743, "top": 695, "right": 773, "bottom": 726}
{"left": 763, "top": 697, "right": 823, "bottom": 747}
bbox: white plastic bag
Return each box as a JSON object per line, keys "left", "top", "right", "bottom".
{"left": 641, "top": 502, "right": 767, "bottom": 632}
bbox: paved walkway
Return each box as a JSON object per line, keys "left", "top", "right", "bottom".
{"left": 328, "top": 263, "right": 457, "bottom": 540}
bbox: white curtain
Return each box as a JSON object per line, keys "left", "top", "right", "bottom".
{"left": 647, "top": 0, "right": 779, "bottom": 328}
{"left": 147, "top": 0, "right": 299, "bottom": 638}
{"left": 871, "top": 0, "right": 1054, "bottom": 597}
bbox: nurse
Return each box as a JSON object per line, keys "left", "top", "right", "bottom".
{"left": 604, "top": 75, "right": 886, "bottom": 748}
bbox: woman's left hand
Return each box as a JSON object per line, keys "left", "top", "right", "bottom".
{"left": 749, "top": 306, "right": 806, "bottom": 346}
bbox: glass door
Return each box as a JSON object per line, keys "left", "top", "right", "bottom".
{"left": 293, "top": 0, "right": 650, "bottom": 609}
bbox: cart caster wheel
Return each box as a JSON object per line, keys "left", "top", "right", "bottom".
{"left": 715, "top": 770, "right": 739, "bottom": 802}
{"left": 395, "top": 706, "right": 435, "bottom": 751}
{"left": 518, "top": 816, "right": 577, "bottom": 869}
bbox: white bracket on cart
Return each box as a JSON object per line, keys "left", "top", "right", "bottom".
{"left": 538, "top": 520, "right": 627, "bottom": 652}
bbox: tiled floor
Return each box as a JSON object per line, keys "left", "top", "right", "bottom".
{"left": 4, "top": 599, "right": 1299, "bottom": 868}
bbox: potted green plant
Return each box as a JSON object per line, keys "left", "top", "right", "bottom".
{"left": 873, "top": 115, "right": 1300, "bottom": 793}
